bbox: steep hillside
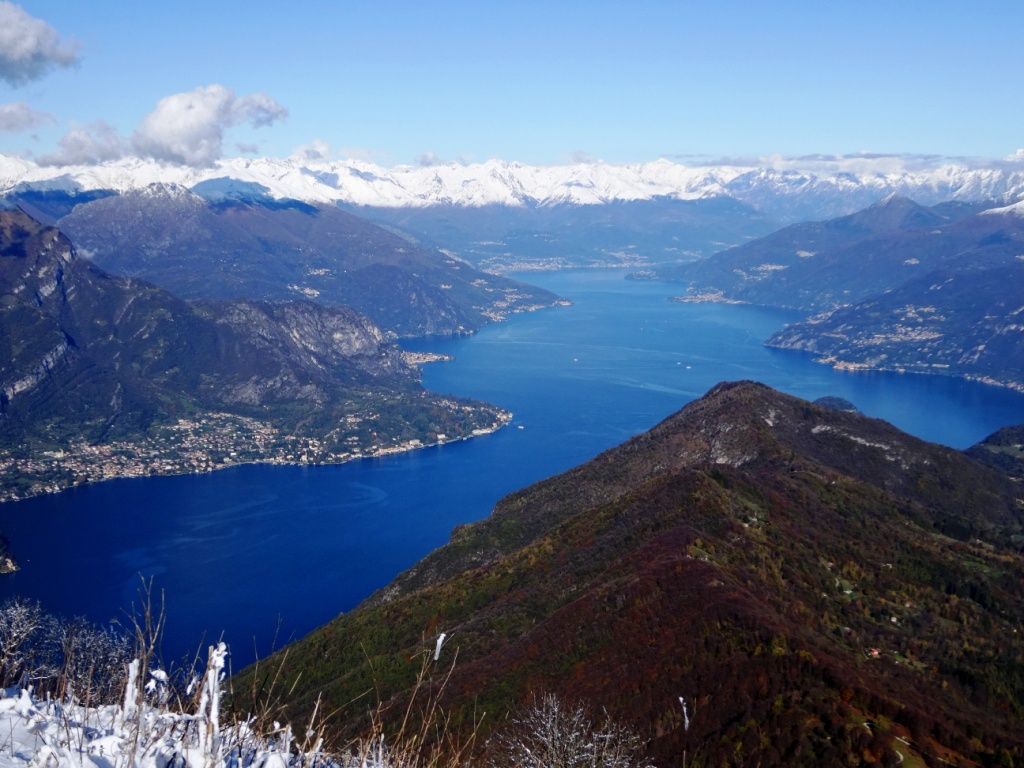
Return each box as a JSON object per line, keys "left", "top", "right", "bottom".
{"left": 755, "top": 202, "right": 1024, "bottom": 390}
{"left": 966, "top": 424, "right": 1024, "bottom": 479}
{"left": 648, "top": 196, "right": 1024, "bottom": 390}
{"left": 237, "top": 381, "right": 1024, "bottom": 767}
{"left": 50, "top": 185, "right": 560, "bottom": 337}
{"left": 0, "top": 210, "right": 507, "bottom": 500}
{"left": 766, "top": 261, "right": 1024, "bottom": 391}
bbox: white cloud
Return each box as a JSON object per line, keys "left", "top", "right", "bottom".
{"left": 415, "top": 150, "right": 445, "bottom": 167}
{"left": 792, "top": 152, "right": 1013, "bottom": 174}
{"left": 0, "top": 2, "right": 79, "bottom": 86}
{"left": 0, "top": 101, "right": 54, "bottom": 132}
{"left": 674, "top": 151, "right": 965, "bottom": 175}
{"left": 1005, "top": 149, "right": 1024, "bottom": 163}
{"left": 338, "top": 146, "right": 390, "bottom": 163}
{"left": 132, "top": 85, "right": 287, "bottom": 167}
{"left": 37, "top": 120, "right": 128, "bottom": 166}
{"left": 564, "top": 150, "right": 598, "bottom": 165}
{"left": 756, "top": 152, "right": 950, "bottom": 175}
{"left": 292, "top": 139, "right": 332, "bottom": 161}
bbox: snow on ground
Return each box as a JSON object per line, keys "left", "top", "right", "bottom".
{"left": 0, "top": 644, "right": 333, "bottom": 768}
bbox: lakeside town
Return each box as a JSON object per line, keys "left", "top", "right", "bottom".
{"left": 0, "top": 405, "right": 512, "bottom": 505}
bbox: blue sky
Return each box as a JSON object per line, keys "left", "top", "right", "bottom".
{"left": 2, "top": 0, "right": 1022, "bottom": 168}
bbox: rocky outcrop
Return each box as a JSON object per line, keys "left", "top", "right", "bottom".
{"left": 1, "top": 336, "right": 72, "bottom": 405}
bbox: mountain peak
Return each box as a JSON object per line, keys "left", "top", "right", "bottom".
{"left": 257, "top": 380, "right": 1024, "bottom": 765}
{"left": 868, "top": 191, "right": 920, "bottom": 210}
{"left": 136, "top": 182, "right": 197, "bottom": 199}
{"left": 189, "top": 177, "right": 273, "bottom": 203}
{"left": 1, "top": 207, "right": 46, "bottom": 238}
{"left": 0, "top": 208, "right": 70, "bottom": 267}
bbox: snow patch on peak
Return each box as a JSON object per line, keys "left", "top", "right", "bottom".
{"left": 190, "top": 177, "right": 272, "bottom": 202}
{"left": 872, "top": 191, "right": 908, "bottom": 206}
{"left": 981, "top": 199, "right": 1024, "bottom": 217}
{"left": 2, "top": 153, "right": 1024, "bottom": 214}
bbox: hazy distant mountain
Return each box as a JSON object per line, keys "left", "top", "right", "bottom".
{"left": 646, "top": 195, "right": 998, "bottom": 308}
{"left": 652, "top": 196, "right": 1024, "bottom": 389}
{"left": 0, "top": 210, "right": 507, "bottom": 497}
{"left": 47, "top": 184, "right": 559, "bottom": 337}
{"left": 764, "top": 212, "right": 1024, "bottom": 390}
{"left": 347, "top": 196, "right": 780, "bottom": 271}
{"left": 239, "top": 381, "right": 1024, "bottom": 766}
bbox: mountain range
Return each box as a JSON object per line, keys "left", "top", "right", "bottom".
{"left": 762, "top": 201, "right": 1024, "bottom": 390}
{"left": 236, "top": 380, "right": 1024, "bottom": 767}
{"left": 4, "top": 155, "right": 1024, "bottom": 216}
{"left": 4, "top": 184, "right": 560, "bottom": 338}
{"left": 0, "top": 210, "right": 507, "bottom": 500}
{"left": 4, "top": 154, "right": 1024, "bottom": 270}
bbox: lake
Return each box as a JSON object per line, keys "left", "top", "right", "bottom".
{"left": 2, "top": 269, "right": 1023, "bottom": 670}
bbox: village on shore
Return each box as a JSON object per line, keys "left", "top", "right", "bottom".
{"left": 0, "top": 406, "right": 512, "bottom": 505}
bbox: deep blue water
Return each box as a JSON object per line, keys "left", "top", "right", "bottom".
{"left": 2, "top": 269, "right": 1023, "bottom": 670}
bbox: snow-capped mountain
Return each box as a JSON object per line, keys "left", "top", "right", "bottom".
{"left": 3, "top": 154, "right": 1024, "bottom": 219}
{"left": 981, "top": 197, "right": 1024, "bottom": 217}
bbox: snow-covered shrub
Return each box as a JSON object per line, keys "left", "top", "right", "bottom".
{"left": 0, "top": 596, "right": 52, "bottom": 687}
{"left": 0, "top": 642, "right": 333, "bottom": 768}
{"left": 489, "top": 693, "right": 652, "bottom": 768}
{"left": 0, "top": 597, "right": 132, "bottom": 702}
{"left": 55, "top": 615, "right": 133, "bottom": 703}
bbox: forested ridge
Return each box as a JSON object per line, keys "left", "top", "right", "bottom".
{"left": 236, "top": 381, "right": 1024, "bottom": 767}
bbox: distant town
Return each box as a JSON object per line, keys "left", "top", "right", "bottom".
{"left": 0, "top": 406, "right": 511, "bottom": 504}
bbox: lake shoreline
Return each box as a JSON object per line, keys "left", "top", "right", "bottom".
{"left": 3, "top": 268, "right": 1024, "bottom": 668}
{"left": 0, "top": 410, "right": 512, "bottom": 507}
